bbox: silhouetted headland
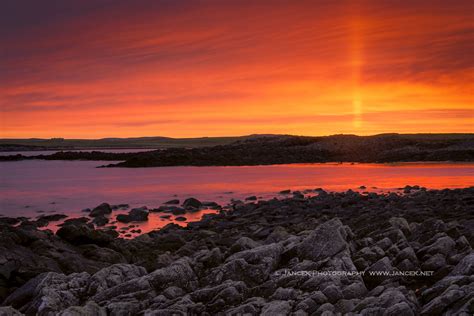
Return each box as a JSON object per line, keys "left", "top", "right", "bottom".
{"left": 2, "top": 133, "right": 472, "bottom": 166}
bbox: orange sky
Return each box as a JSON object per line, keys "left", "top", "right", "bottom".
{"left": 1, "top": 0, "right": 473, "bottom": 138}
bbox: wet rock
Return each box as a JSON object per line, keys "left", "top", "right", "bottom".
{"left": 245, "top": 196, "right": 257, "bottom": 201}
{"left": 279, "top": 190, "right": 291, "bottom": 194}
{"left": 58, "top": 217, "right": 90, "bottom": 227}
{"left": 183, "top": 198, "right": 202, "bottom": 209}
{"left": 92, "top": 215, "right": 109, "bottom": 227}
{"left": 164, "top": 199, "right": 180, "bottom": 205}
{"left": 171, "top": 208, "right": 186, "bottom": 215}
{"left": 202, "top": 201, "right": 220, "bottom": 209}
{"left": 175, "top": 216, "right": 187, "bottom": 222}
{"left": 38, "top": 214, "right": 68, "bottom": 222}
{"left": 116, "top": 208, "right": 149, "bottom": 223}
{"left": 89, "top": 203, "right": 112, "bottom": 217}
{"left": 56, "top": 224, "right": 117, "bottom": 246}
{"left": 0, "top": 217, "right": 21, "bottom": 226}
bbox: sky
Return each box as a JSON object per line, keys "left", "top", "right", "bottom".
{"left": 1, "top": 0, "right": 473, "bottom": 138}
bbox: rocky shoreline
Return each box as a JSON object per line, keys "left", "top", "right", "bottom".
{"left": 1, "top": 187, "right": 473, "bottom": 315}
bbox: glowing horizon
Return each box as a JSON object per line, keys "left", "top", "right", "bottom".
{"left": 1, "top": 0, "right": 473, "bottom": 138}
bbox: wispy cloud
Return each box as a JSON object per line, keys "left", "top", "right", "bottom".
{"left": 0, "top": 0, "right": 472, "bottom": 137}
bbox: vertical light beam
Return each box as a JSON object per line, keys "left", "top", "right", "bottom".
{"left": 350, "top": 8, "right": 364, "bottom": 129}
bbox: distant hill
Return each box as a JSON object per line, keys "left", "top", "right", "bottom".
{"left": 1, "top": 133, "right": 473, "bottom": 166}
{"left": 0, "top": 136, "right": 247, "bottom": 151}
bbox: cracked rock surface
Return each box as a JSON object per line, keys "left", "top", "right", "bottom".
{"left": 1, "top": 187, "right": 473, "bottom": 315}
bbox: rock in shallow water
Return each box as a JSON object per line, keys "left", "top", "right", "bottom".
{"left": 89, "top": 203, "right": 112, "bottom": 217}
{"left": 116, "top": 207, "right": 149, "bottom": 223}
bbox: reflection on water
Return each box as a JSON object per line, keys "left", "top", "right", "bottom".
{"left": 1, "top": 161, "right": 473, "bottom": 235}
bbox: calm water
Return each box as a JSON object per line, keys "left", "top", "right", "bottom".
{"left": 1, "top": 160, "right": 473, "bottom": 236}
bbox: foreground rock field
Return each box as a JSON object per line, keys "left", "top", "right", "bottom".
{"left": 0, "top": 187, "right": 473, "bottom": 315}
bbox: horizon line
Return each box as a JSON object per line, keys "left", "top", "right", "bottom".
{"left": 1, "top": 132, "right": 474, "bottom": 141}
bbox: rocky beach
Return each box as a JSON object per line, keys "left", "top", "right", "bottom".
{"left": 1, "top": 186, "right": 473, "bottom": 315}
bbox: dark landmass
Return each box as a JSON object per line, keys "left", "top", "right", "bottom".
{"left": 0, "top": 151, "right": 141, "bottom": 162}
{"left": 0, "top": 135, "right": 246, "bottom": 152}
{"left": 109, "top": 133, "right": 474, "bottom": 167}
{"left": 1, "top": 133, "right": 473, "bottom": 166}
{"left": 0, "top": 187, "right": 473, "bottom": 314}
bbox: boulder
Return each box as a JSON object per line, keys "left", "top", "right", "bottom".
{"left": 56, "top": 224, "right": 116, "bottom": 246}
{"left": 89, "top": 203, "right": 112, "bottom": 217}
{"left": 87, "top": 264, "right": 147, "bottom": 295}
{"left": 182, "top": 198, "right": 202, "bottom": 209}
{"left": 298, "top": 218, "right": 349, "bottom": 261}
{"left": 0, "top": 306, "right": 23, "bottom": 316}
{"left": 58, "top": 217, "right": 90, "bottom": 227}
{"left": 91, "top": 215, "right": 108, "bottom": 227}
{"left": 116, "top": 208, "right": 149, "bottom": 223}
{"left": 261, "top": 300, "right": 291, "bottom": 316}
{"left": 3, "top": 271, "right": 90, "bottom": 315}
{"left": 57, "top": 301, "right": 106, "bottom": 316}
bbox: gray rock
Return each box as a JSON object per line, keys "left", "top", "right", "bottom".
{"left": 4, "top": 271, "right": 90, "bottom": 315}
{"left": 261, "top": 300, "right": 291, "bottom": 316}
{"left": 383, "top": 301, "right": 414, "bottom": 316}
{"left": 421, "top": 284, "right": 465, "bottom": 315}
{"left": 389, "top": 217, "right": 411, "bottom": 236}
{"left": 322, "top": 284, "right": 343, "bottom": 303}
{"left": 226, "top": 242, "right": 283, "bottom": 270}
{"left": 87, "top": 264, "right": 147, "bottom": 295}
{"left": 298, "top": 218, "right": 349, "bottom": 261}
{"left": 364, "top": 257, "right": 396, "bottom": 287}
{"left": 316, "top": 303, "right": 335, "bottom": 314}
{"left": 57, "top": 301, "right": 106, "bottom": 316}
{"left": 225, "top": 297, "right": 266, "bottom": 315}
{"left": 230, "top": 236, "right": 260, "bottom": 253}
{"left": 0, "top": 306, "right": 23, "bottom": 316}
{"left": 450, "top": 253, "right": 474, "bottom": 276}
{"left": 422, "top": 254, "right": 446, "bottom": 271}
{"left": 419, "top": 236, "right": 456, "bottom": 257}
{"left": 270, "top": 287, "right": 299, "bottom": 300}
